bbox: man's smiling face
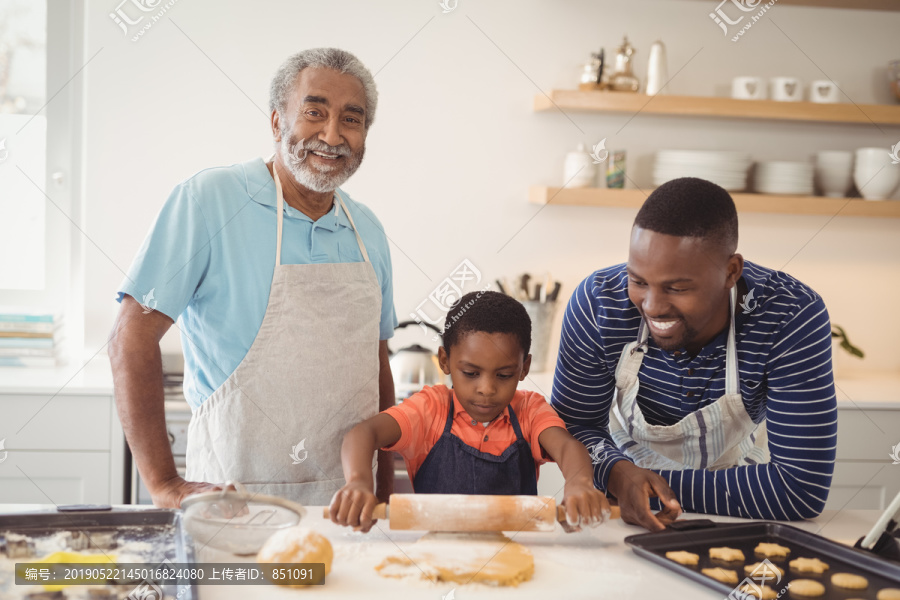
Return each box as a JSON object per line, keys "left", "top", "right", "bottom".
{"left": 626, "top": 226, "right": 741, "bottom": 355}
{"left": 274, "top": 67, "right": 368, "bottom": 193}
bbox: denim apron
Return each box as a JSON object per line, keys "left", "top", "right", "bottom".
{"left": 413, "top": 390, "right": 538, "bottom": 495}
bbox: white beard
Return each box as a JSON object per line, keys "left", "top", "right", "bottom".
{"left": 279, "top": 134, "right": 363, "bottom": 193}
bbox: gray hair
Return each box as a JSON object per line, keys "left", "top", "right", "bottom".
{"left": 269, "top": 48, "right": 378, "bottom": 129}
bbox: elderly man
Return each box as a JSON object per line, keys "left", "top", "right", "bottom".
{"left": 552, "top": 177, "right": 837, "bottom": 531}
{"left": 109, "top": 48, "right": 397, "bottom": 507}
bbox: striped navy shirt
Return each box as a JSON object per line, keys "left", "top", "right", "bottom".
{"left": 551, "top": 261, "right": 837, "bottom": 520}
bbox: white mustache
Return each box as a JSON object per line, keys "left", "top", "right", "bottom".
{"left": 287, "top": 138, "right": 351, "bottom": 162}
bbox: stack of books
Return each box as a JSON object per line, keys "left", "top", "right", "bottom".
{"left": 0, "top": 308, "right": 64, "bottom": 368}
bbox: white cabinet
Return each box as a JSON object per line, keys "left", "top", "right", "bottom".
{"left": 0, "top": 393, "right": 125, "bottom": 505}
{"left": 0, "top": 452, "right": 110, "bottom": 504}
{"left": 827, "top": 407, "right": 900, "bottom": 511}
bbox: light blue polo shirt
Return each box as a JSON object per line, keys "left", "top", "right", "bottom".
{"left": 117, "top": 158, "right": 397, "bottom": 409}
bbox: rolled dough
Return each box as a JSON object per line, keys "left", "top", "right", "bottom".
{"left": 375, "top": 532, "right": 534, "bottom": 587}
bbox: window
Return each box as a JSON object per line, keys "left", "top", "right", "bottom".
{"left": 0, "top": 1, "right": 83, "bottom": 349}
{"left": 0, "top": 1, "right": 47, "bottom": 290}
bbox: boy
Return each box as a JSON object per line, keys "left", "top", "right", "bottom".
{"left": 329, "top": 291, "right": 610, "bottom": 532}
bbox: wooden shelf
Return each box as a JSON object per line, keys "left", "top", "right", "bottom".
{"left": 533, "top": 91, "right": 900, "bottom": 125}
{"left": 529, "top": 186, "right": 900, "bottom": 218}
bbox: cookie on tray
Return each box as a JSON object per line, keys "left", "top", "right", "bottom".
{"left": 709, "top": 546, "right": 745, "bottom": 562}
{"left": 789, "top": 579, "right": 826, "bottom": 597}
{"left": 788, "top": 557, "right": 829, "bottom": 574}
{"left": 701, "top": 567, "right": 738, "bottom": 584}
{"left": 754, "top": 542, "right": 791, "bottom": 558}
{"left": 831, "top": 573, "right": 868, "bottom": 590}
{"left": 665, "top": 550, "right": 700, "bottom": 566}
{"left": 745, "top": 561, "right": 784, "bottom": 578}
{"left": 877, "top": 589, "right": 900, "bottom": 600}
{"left": 740, "top": 583, "right": 777, "bottom": 600}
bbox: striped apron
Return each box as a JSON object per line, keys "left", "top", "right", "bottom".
{"left": 608, "top": 286, "right": 769, "bottom": 471}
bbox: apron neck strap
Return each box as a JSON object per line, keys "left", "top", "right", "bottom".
{"left": 271, "top": 160, "right": 371, "bottom": 267}
{"left": 334, "top": 190, "right": 371, "bottom": 263}
{"left": 725, "top": 284, "right": 739, "bottom": 396}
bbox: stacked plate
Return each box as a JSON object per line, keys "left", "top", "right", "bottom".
{"left": 753, "top": 161, "right": 814, "bottom": 195}
{"left": 653, "top": 150, "right": 752, "bottom": 191}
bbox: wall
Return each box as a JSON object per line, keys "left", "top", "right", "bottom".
{"left": 79, "top": 0, "right": 900, "bottom": 379}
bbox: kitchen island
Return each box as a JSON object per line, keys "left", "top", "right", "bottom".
{"left": 0, "top": 505, "right": 890, "bottom": 600}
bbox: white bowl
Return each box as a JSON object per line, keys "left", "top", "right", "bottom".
{"left": 854, "top": 164, "right": 900, "bottom": 200}
{"left": 815, "top": 152, "right": 853, "bottom": 197}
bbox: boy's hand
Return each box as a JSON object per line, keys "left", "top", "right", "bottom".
{"left": 561, "top": 477, "right": 612, "bottom": 530}
{"left": 329, "top": 481, "right": 379, "bottom": 533}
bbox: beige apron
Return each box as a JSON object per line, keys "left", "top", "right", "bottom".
{"left": 609, "top": 286, "right": 769, "bottom": 471}
{"left": 185, "top": 161, "right": 381, "bottom": 505}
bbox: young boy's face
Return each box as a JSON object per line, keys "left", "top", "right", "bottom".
{"left": 437, "top": 331, "right": 531, "bottom": 423}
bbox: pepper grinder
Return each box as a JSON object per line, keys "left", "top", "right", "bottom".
{"left": 610, "top": 36, "right": 640, "bottom": 93}
{"left": 645, "top": 40, "right": 668, "bottom": 96}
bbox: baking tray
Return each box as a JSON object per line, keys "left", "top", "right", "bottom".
{"left": 0, "top": 508, "right": 197, "bottom": 600}
{"left": 625, "top": 520, "right": 900, "bottom": 599}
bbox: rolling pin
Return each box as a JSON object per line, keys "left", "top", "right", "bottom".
{"left": 322, "top": 493, "right": 620, "bottom": 532}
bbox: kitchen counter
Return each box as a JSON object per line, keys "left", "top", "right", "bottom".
{"left": 0, "top": 505, "right": 889, "bottom": 599}
{"left": 0, "top": 354, "right": 115, "bottom": 395}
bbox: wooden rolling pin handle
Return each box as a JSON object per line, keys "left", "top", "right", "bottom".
{"left": 322, "top": 503, "right": 389, "bottom": 520}
{"left": 555, "top": 504, "right": 621, "bottom": 522}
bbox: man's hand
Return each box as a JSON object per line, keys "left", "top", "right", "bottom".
{"left": 329, "top": 480, "right": 379, "bottom": 532}
{"left": 150, "top": 475, "right": 227, "bottom": 508}
{"left": 561, "top": 477, "right": 613, "bottom": 530}
{"left": 607, "top": 460, "right": 681, "bottom": 532}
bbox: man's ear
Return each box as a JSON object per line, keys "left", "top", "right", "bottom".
{"left": 438, "top": 346, "right": 451, "bottom": 375}
{"left": 271, "top": 110, "right": 282, "bottom": 142}
{"left": 520, "top": 354, "right": 532, "bottom": 380}
{"left": 726, "top": 253, "right": 744, "bottom": 289}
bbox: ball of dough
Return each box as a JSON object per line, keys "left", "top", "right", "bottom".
{"left": 257, "top": 526, "right": 333, "bottom": 586}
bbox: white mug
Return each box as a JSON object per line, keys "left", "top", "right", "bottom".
{"left": 771, "top": 77, "right": 802, "bottom": 102}
{"left": 810, "top": 80, "right": 840, "bottom": 104}
{"left": 731, "top": 76, "right": 765, "bottom": 100}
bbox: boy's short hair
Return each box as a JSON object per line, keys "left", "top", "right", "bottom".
{"left": 442, "top": 291, "right": 531, "bottom": 357}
